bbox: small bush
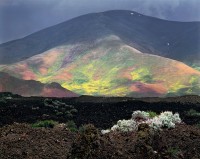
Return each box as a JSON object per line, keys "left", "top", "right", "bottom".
{"left": 132, "top": 110, "right": 149, "bottom": 121}
{"left": 78, "top": 125, "right": 87, "bottom": 134}
{"left": 147, "top": 111, "right": 157, "bottom": 118}
{"left": 165, "top": 147, "right": 181, "bottom": 159}
{"left": 111, "top": 119, "right": 137, "bottom": 132}
{"left": 32, "top": 120, "right": 58, "bottom": 128}
{"left": 0, "top": 97, "right": 7, "bottom": 104}
{"left": 196, "top": 123, "right": 200, "bottom": 128}
{"left": 43, "top": 99, "right": 78, "bottom": 119}
{"left": 66, "top": 120, "right": 78, "bottom": 132}
{"left": 186, "top": 109, "right": 200, "bottom": 117}
{"left": 147, "top": 111, "right": 181, "bottom": 129}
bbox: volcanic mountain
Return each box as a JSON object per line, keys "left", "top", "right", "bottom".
{"left": 0, "top": 10, "right": 200, "bottom": 97}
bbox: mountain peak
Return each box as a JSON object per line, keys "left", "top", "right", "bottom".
{"left": 0, "top": 10, "right": 199, "bottom": 65}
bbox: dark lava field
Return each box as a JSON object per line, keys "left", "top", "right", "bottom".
{"left": 0, "top": 93, "right": 200, "bottom": 159}
{"left": 0, "top": 93, "right": 200, "bottom": 128}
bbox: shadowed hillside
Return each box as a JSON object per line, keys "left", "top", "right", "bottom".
{"left": 0, "top": 72, "right": 79, "bottom": 97}
{"left": 0, "top": 10, "right": 199, "bottom": 65}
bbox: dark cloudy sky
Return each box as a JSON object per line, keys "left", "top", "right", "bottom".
{"left": 0, "top": 0, "right": 200, "bottom": 44}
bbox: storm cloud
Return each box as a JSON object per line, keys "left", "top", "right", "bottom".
{"left": 0, "top": 0, "right": 199, "bottom": 44}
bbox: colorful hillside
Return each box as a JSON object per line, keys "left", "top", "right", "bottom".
{"left": 1, "top": 36, "right": 200, "bottom": 97}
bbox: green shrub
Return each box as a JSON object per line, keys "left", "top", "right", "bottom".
{"left": 147, "top": 111, "right": 157, "bottom": 118}
{"left": 66, "top": 120, "right": 78, "bottom": 132}
{"left": 0, "top": 98, "right": 6, "bottom": 104}
{"left": 165, "top": 147, "right": 181, "bottom": 159}
{"left": 186, "top": 109, "right": 200, "bottom": 117}
{"left": 43, "top": 99, "right": 77, "bottom": 119}
{"left": 32, "top": 120, "right": 58, "bottom": 128}
{"left": 196, "top": 123, "right": 200, "bottom": 129}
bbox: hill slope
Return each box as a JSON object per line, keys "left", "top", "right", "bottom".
{"left": 1, "top": 36, "right": 200, "bottom": 97}
{"left": 0, "top": 72, "right": 78, "bottom": 97}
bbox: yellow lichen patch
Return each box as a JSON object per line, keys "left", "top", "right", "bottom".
{"left": 62, "top": 79, "right": 111, "bottom": 95}
{"left": 130, "top": 67, "right": 152, "bottom": 82}
{"left": 105, "top": 86, "right": 128, "bottom": 96}
{"left": 189, "top": 75, "right": 199, "bottom": 85}
{"left": 60, "top": 59, "right": 124, "bottom": 96}
{"left": 169, "top": 81, "right": 187, "bottom": 93}
{"left": 0, "top": 65, "right": 6, "bottom": 71}
{"left": 38, "top": 76, "right": 53, "bottom": 83}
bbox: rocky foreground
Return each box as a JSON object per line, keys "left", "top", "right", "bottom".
{"left": 0, "top": 123, "right": 199, "bottom": 159}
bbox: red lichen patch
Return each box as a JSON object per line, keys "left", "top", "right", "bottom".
{"left": 22, "top": 71, "right": 36, "bottom": 80}
{"left": 13, "top": 63, "right": 36, "bottom": 80}
{"left": 120, "top": 67, "right": 135, "bottom": 79}
{"left": 53, "top": 64, "right": 79, "bottom": 81}
{"left": 155, "top": 61, "right": 200, "bottom": 78}
{"left": 41, "top": 50, "right": 60, "bottom": 66}
{"left": 39, "top": 67, "right": 48, "bottom": 75}
{"left": 174, "top": 62, "right": 200, "bottom": 76}
{"left": 0, "top": 84, "right": 3, "bottom": 91}
{"left": 143, "top": 83, "right": 167, "bottom": 94}
{"left": 36, "top": 50, "right": 61, "bottom": 75}
{"left": 130, "top": 82, "right": 167, "bottom": 95}
{"left": 53, "top": 70, "right": 73, "bottom": 81}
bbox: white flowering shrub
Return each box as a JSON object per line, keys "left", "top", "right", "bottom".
{"left": 132, "top": 110, "right": 150, "bottom": 121}
{"left": 145, "top": 117, "right": 163, "bottom": 130}
{"left": 101, "top": 111, "right": 182, "bottom": 134}
{"left": 101, "top": 129, "right": 111, "bottom": 134}
{"left": 147, "top": 111, "right": 182, "bottom": 129}
{"left": 111, "top": 119, "right": 138, "bottom": 132}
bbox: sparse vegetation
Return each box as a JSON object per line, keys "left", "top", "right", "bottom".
{"left": 165, "top": 147, "right": 181, "bottom": 159}
{"left": 0, "top": 97, "right": 6, "bottom": 104}
{"left": 44, "top": 98, "right": 77, "bottom": 119}
{"left": 147, "top": 111, "right": 157, "bottom": 118}
{"left": 32, "top": 120, "right": 58, "bottom": 128}
{"left": 196, "top": 123, "right": 200, "bottom": 128}
{"left": 185, "top": 109, "right": 200, "bottom": 117}
{"left": 66, "top": 120, "right": 78, "bottom": 132}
